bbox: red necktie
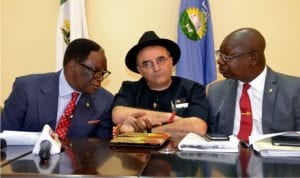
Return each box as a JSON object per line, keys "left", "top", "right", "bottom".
{"left": 239, "top": 146, "right": 251, "bottom": 177}
{"left": 237, "top": 83, "right": 252, "bottom": 142}
{"left": 56, "top": 92, "right": 79, "bottom": 139}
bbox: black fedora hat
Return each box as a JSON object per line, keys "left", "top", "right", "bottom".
{"left": 125, "top": 31, "right": 181, "bottom": 73}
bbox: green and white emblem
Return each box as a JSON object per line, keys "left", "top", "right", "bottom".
{"left": 61, "top": 19, "right": 70, "bottom": 45}
{"left": 179, "top": 7, "right": 207, "bottom": 41}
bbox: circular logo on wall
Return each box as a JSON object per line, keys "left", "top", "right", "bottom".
{"left": 179, "top": 7, "right": 207, "bottom": 41}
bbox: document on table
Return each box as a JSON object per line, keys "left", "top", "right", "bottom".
{"left": 250, "top": 132, "right": 300, "bottom": 157}
{"left": 0, "top": 130, "right": 41, "bottom": 145}
{"left": 178, "top": 133, "right": 239, "bottom": 152}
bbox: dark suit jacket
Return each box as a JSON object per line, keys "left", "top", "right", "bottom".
{"left": 1, "top": 71, "right": 114, "bottom": 138}
{"left": 207, "top": 67, "right": 300, "bottom": 135}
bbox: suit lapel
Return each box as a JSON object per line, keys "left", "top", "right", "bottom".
{"left": 69, "top": 93, "right": 97, "bottom": 136}
{"left": 218, "top": 80, "right": 238, "bottom": 135}
{"left": 262, "top": 68, "right": 277, "bottom": 133}
{"left": 38, "top": 72, "right": 60, "bottom": 130}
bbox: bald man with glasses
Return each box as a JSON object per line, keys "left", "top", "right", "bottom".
{"left": 207, "top": 28, "right": 300, "bottom": 141}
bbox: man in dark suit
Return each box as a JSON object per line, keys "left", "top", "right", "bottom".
{"left": 207, "top": 28, "right": 300, "bottom": 140}
{"left": 1, "top": 39, "right": 114, "bottom": 138}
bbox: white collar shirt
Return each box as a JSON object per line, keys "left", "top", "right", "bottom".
{"left": 233, "top": 66, "right": 267, "bottom": 136}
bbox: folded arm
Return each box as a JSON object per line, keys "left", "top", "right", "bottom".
{"left": 112, "top": 106, "right": 172, "bottom": 126}
{"left": 152, "top": 117, "right": 207, "bottom": 138}
{"left": 113, "top": 106, "right": 207, "bottom": 139}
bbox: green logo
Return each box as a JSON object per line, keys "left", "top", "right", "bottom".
{"left": 179, "top": 7, "right": 207, "bottom": 41}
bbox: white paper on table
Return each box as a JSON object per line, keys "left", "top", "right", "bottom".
{"left": 178, "top": 133, "right": 239, "bottom": 152}
{"left": 0, "top": 130, "right": 41, "bottom": 145}
{"left": 32, "top": 124, "right": 61, "bottom": 154}
{"left": 249, "top": 132, "right": 287, "bottom": 145}
{"left": 250, "top": 131, "right": 300, "bottom": 157}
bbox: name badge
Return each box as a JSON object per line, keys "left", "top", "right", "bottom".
{"left": 176, "top": 103, "right": 189, "bottom": 109}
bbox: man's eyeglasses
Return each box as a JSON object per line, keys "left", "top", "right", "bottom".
{"left": 215, "top": 50, "right": 258, "bottom": 62}
{"left": 78, "top": 62, "right": 111, "bottom": 80}
{"left": 137, "top": 56, "right": 170, "bottom": 70}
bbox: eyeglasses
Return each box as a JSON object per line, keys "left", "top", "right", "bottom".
{"left": 215, "top": 50, "right": 258, "bottom": 62}
{"left": 78, "top": 62, "right": 111, "bottom": 80}
{"left": 137, "top": 56, "right": 170, "bottom": 70}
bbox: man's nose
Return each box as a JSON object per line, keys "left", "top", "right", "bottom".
{"left": 217, "top": 57, "right": 226, "bottom": 65}
{"left": 152, "top": 62, "right": 160, "bottom": 71}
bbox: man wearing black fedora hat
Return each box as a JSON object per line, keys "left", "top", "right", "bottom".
{"left": 112, "top": 31, "right": 208, "bottom": 138}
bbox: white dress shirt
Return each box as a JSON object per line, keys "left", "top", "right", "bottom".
{"left": 233, "top": 66, "right": 267, "bottom": 136}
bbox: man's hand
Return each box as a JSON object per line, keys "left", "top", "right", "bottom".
{"left": 120, "top": 112, "right": 152, "bottom": 133}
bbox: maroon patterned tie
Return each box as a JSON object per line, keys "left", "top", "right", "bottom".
{"left": 55, "top": 92, "right": 79, "bottom": 139}
{"left": 237, "top": 83, "right": 252, "bottom": 142}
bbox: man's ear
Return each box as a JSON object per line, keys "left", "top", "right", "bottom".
{"left": 250, "top": 52, "right": 259, "bottom": 66}
{"left": 68, "top": 60, "right": 77, "bottom": 71}
{"left": 64, "top": 60, "right": 77, "bottom": 78}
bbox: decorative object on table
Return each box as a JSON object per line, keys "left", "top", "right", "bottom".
{"left": 109, "top": 132, "right": 170, "bottom": 148}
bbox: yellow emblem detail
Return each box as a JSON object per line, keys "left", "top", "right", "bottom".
{"left": 61, "top": 19, "right": 70, "bottom": 45}
{"left": 186, "top": 7, "right": 207, "bottom": 39}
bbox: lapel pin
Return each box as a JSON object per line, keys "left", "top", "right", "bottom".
{"left": 86, "top": 102, "right": 90, "bottom": 108}
{"left": 268, "top": 88, "right": 273, "bottom": 93}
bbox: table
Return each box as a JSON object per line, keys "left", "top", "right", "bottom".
{"left": 1, "top": 145, "right": 33, "bottom": 167}
{"left": 1, "top": 138, "right": 149, "bottom": 177}
{"left": 1, "top": 138, "right": 300, "bottom": 177}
